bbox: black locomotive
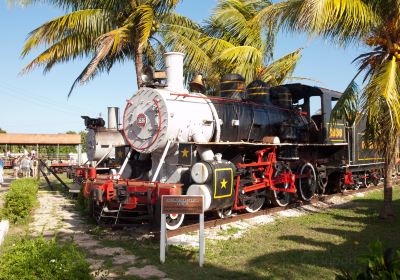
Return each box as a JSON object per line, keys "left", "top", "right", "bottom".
{"left": 81, "top": 52, "right": 383, "bottom": 230}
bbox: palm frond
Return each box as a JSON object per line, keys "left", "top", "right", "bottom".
{"left": 160, "top": 12, "right": 212, "bottom": 74}
{"left": 285, "top": 76, "right": 321, "bottom": 83}
{"left": 160, "top": 19, "right": 203, "bottom": 42}
{"left": 150, "top": 0, "right": 181, "bottom": 14}
{"left": 21, "top": 9, "right": 112, "bottom": 57}
{"left": 210, "top": 6, "right": 251, "bottom": 37}
{"left": 208, "top": 0, "right": 271, "bottom": 50}
{"left": 128, "top": 4, "right": 154, "bottom": 45}
{"left": 68, "top": 45, "right": 133, "bottom": 97}
{"left": 214, "top": 45, "right": 263, "bottom": 81}
{"left": 257, "top": 48, "right": 302, "bottom": 86}
{"left": 256, "top": 0, "right": 378, "bottom": 46}
{"left": 198, "top": 37, "right": 236, "bottom": 57}
{"left": 66, "top": 25, "right": 131, "bottom": 97}
{"left": 353, "top": 50, "right": 387, "bottom": 83}
{"left": 361, "top": 57, "right": 400, "bottom": 143}
{"left": 21, "top": 34, "right": 94, "bottom": 74}
{"left": 331, "top": 80, "right": 360, "bottom": 125}
{"left": 162, "top": 13, "right": 202, "bottom": 30}
{"left": 163, "top": 32, "right": 213, "bottom": 74}
{"left": 40, "top": 0, "right": 131, "bottom": 12}
{"left": 145, "top": 37, "right": 166, "bottom": 68}
{"left": 83, "top": 26, "right": 130, "bottom": 81}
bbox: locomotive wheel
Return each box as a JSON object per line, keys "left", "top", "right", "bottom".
{"left": 363, "top": 170, "right": 380, "bottom": 187}
{"left": 317, "top": 166, "right": 328, "bottom": 194}
{"left": 245, "top": 192, "right": 266, "bottom": 213}
{"left": 327, "top": 172, "right": 345, "bottom": 193}
{"left": 217, "top": 207, "right": 233, "bottom": 218}
{"left": 352, "top": 181, "right": 360, "bottom": 190}
{"left": 297, "top": 163, "right": 317, "bottom": 201}
{"left": 268, "top": 190, "right": 291, "bottom": 207}
{"left": 362, "top": 172, "right": 370, "bottom": 188}
{"left": 154, "top": 199, "right": 185, "bottom": 230}
{"left": 268, "top": 164, "right": 291, "bottom": 207}
{"left": 165, "top": 214, "right": 185, "bottom": 230}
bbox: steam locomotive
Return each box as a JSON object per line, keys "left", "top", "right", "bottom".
{"left": 79, "top": 52, "right": 384, "bottom": 230}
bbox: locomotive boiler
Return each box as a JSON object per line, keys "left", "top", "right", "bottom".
{"left": 83, "top": 107, "right": 126, "bottom": 163}
{"left": 81, "top": 52, "right": 384, "bottom": 230}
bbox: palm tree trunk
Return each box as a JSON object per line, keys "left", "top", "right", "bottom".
{"left": 134, "top": 44, "right": 144, "bottom": 89}
{"left": 380, "top": 156, "right": 395, "bottom": 218}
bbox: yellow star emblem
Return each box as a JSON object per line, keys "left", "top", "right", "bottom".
{"left": 221, "top": 178, "right": 228, "bottom": 189}
{"left": 181, "top": 147, "right": 189, "bottom": 158}
{"left": 117, "top": 150, "right": 123, "bottom": 158}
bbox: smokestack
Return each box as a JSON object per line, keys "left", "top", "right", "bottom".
{"left": 108, "top": 107, "right": 119, "bottom": 129}
{"left": 164, "top": 52, "right": 187, "bottom": 93}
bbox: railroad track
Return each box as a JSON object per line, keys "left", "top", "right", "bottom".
{"left": 166, "top": 185, "right": 382, "bottom": 238}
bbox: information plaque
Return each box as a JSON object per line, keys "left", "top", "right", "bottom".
{"left": 161, "top": 195, "right": 204, "bottom": 215}
{"left": 160, "top": 195, "right": 205, "bottom": 267}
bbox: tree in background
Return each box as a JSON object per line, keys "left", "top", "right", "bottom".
{"left": 80, "top": 131, "right": 87, "bottom": 153}
{"left": 0, "top": 128, "right": 6, "bottom": 134}
{"left": 20, "top": 0, "right": 202, "bottom": 96}
{"left": 165, "top": 0, "right": 302, "bottom": 92}
{"left": 260, "top": 0, "right": 399, "bottom": 218}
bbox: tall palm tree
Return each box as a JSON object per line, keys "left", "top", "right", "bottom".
{"left": 257, "top": 0, "right": 399, "bottom": 218}
{"left": 164, "top": 0, "right": 302, "bottom": 92}
{"left": 20, "top": 0, "right": 200, "bottom": 96}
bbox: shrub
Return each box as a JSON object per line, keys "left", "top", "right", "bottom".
{"left": 0, "top": 235, "right": 93, "bottom": 280}
{"left": 2, "top": 178, "right": 39, "bottom": 224}
{"left": 336, "top": 241, "right": 400, "bottom": 280}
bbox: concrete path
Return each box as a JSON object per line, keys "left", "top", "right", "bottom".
{"left": 30, "top": 189, "right": 170, "bottom": 279}
{"left": 0, "top": 175, "right": 13, "bottom": 194}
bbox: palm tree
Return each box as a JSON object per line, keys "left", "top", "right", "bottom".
{"left": 7, "top": 0, "right": 30, "bottom": 6}
{"left": 20, "top": 0, "right": 201, "bottom": 96}
{"left": 164, "top": 0, "right": 302, "bottom": 92}
{"left": 257, "top": 0, "right": 399, "bottom": 218}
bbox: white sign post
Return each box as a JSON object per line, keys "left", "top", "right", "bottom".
{"left": 199, "top": 212, "right": 205, "bottom": 267}
{"left": 160, "top": 213, "right": 167, "bottom": 264}
{"left": 160, "top": 195, "right": 205, "bottom": 267}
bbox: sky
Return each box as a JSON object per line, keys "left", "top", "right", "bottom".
{"left": 0, "top": 0, "right": 366, "bottom": 134}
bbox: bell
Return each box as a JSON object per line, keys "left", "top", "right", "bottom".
{"left": 189, "top": 74, "right": 206, "bottom": 93}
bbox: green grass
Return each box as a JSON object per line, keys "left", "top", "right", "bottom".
{"left": 1, "top": 178, "right": 39, "bottom": 224}
{"left": 0, "top": 176, "right": 93, "bottom": 280}
{"left": 0, "top": 235, "right": 93, "bottom": 280}
{"left": 218, "top": 226, "right": 241, "bottom": 236}
{"left": 95, "top": 187, "right": 400, "bottom": 280}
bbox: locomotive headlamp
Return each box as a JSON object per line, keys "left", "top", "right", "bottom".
{"left": 191, "top": 162, "right": 210, "bottom": 184}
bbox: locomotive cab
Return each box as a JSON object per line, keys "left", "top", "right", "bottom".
{"left": 270, "top": 84, "right": 345, "bottom": 144}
